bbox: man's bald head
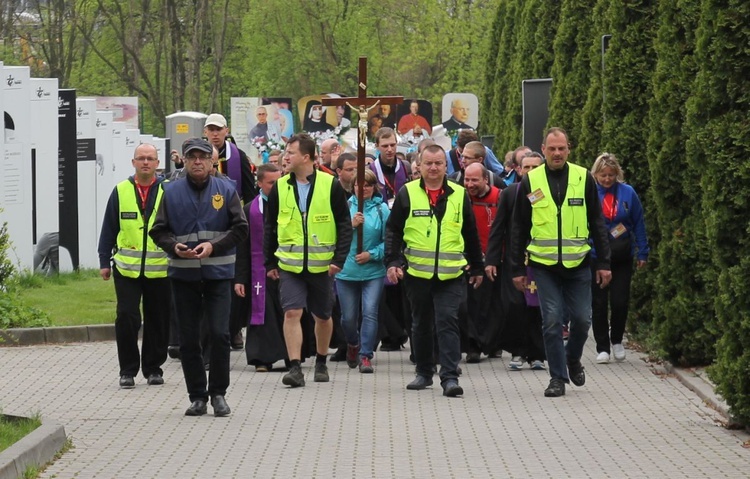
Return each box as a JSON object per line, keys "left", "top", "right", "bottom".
{"left": 320, "top": 138, "right": 340, "bottom": 167}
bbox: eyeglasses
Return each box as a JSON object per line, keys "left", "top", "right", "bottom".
{"left": 185, "top": 154, "right": 212, "bottom": 162}
{"left": 134, "top": 156, "right": 158, "bottom": 163}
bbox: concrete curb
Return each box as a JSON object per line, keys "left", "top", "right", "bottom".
{"left": 0, "top": 325, "right": 116, "bottom": 346}
{"left": 0, "top": 416, "right": 66, "bottom": 479}
{"left": 663, "top": 363, "right": 742, "bottom": 427}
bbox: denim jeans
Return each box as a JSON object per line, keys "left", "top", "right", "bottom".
{"left": 337, "top": 278, "right": 384, "bottom": 359}
{"left": 532, "top": 266, "right": 592, "bottom": 383}
{"left": 171, "top": 278, "right": 231, "bottom": 402}
{"left": 403, "top": 274, "right": 464, "bottom": 383}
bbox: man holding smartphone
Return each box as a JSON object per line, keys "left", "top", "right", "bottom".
{"left": 150, "top": 138, "right": 248, "bottom": 417}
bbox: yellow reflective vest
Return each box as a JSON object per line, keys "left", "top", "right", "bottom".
{"left": 112, "top": 180, "right": 168, "bottom": 278}
{"left": 275, "top": 172, "right": 337, "bottom": 274}
{"left": 526, "top": 163, "right": 590, "bottom": 268}
{"left": 403, "top": 181, "right": 467, "bottom": 280}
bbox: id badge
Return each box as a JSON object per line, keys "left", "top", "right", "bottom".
{"left": 527, "top": 188, "right": 545, "bottom": 204}
{"left": 610, "top": 223, "right": 627, "bottom": 238}
{"left": 387, "top": 197, "right": 395, "bottom": 209}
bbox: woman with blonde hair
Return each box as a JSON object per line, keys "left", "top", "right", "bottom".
{"left": 589, "top": 153, "right": 649, "bottom": 364}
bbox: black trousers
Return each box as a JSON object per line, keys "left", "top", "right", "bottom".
{"left": 404, "top": 275, "right": 463, "bottom": 383}
{"left": 591, "top": 258, "right": 634, "bottom": 353}
{"left": 113, "top": 270, "right": 170, "bottom": 377}
{"left": 172, "top": 278, "right": 231, "bottom": 402}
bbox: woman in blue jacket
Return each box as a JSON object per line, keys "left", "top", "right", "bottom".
{"left": 590, "top": 153, "right": 649, "bottom": 364}
{"left": 337, "top": 169, "right": 390, "bottom": 373}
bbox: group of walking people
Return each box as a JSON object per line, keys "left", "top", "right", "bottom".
{"left": 99, "top": 116, "right": 649, "bottom": 416}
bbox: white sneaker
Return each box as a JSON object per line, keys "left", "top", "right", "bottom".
{"left": 508, "top": 356, "right": 524, "bottom": 370}
{"left": 531, "top": 360, "right": 546, "bottom": 370}
{"left": 612, "top": 343, "right": 626, "bottom": 361}
{"left": 596, "top": 352, "right": 610, "bottom": 364}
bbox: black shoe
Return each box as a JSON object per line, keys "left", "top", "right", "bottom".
{"left": 466, "top": 352, "right": 481, "bottom": 364}
{"left": 379, "top": 343, "right": 400, "bottom": 352}
{"left": 167, "top": 346, "right": 181, "bottom": 359}
{"left": 185, "top": 399, "right": 207, "bottom": 416}
{"left": 406, "top": 375, "right": 433, "bottom": 390}
{"left": 211, "top": 395, "right": 231, "bottom": 417}
{"left": 568, "top": 360, "right": 586, "bottom": 387}
{"left": 147, "top": 374, "right": 164, "bottom": 386}
{"left": 544, "top": 378, "right": 566, "bottom": 397}
{"left": 119, "top": 375, "right": 135, "bottom": 389}
{"left": 314, "top": 363, "right": 330, "bottom": 382}
{"left": 282, "top": 365, "right": 305, "bottom": 388}
{"left": 231, "top": 332, "right": 244, "bottom": 350}
{"left": 329, "top": 348, "right": 347, "bottom": 362}
{"left": 442, "top": 379, "right": 464, "bottom": 397}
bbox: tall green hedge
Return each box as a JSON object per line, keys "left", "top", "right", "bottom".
{"left": 482, "top": 0, "right": 750, "bottom": 424}
{"left": 690, "top": 0, "right": 750, "bottom": 424}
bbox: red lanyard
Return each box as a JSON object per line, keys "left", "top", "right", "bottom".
{"left": 426, "top": 187, "right": 443, "bottom": 208}
{"left": 136, "top": 179, "right": 156, "bottom": 209}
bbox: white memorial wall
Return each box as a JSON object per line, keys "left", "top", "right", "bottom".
{"left": 75, "top": 98, "right": 99, "bottom": 269}
{"left": 1, "top": 65, "right": 33, "bottom": 269}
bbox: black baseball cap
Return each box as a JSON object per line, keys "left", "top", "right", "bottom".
{"left": 182, "top": 138, "right": 213, "bottom": 156}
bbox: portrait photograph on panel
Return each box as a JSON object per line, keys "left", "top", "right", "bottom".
{"left": 440, "top": 93, "right": 478, "bottom": 130}
{"left": 396, "top": 99, "right": 433, "bottom": 137}
{"left": 297, "top": 95, "right": 336, "bottom": 134}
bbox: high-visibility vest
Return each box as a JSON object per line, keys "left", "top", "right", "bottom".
{"left": 275, "top": 172, "right": 337, "bottom": 274}
{"left": 526, "top": 163, "right": 590, "bottom": 268}
{"left": 112, "top": 180, "right": 168, "bottom": 278}
{"left": 402, "top": 181, "right": 466, "bottom": 280}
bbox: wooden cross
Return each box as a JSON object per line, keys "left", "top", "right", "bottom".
{"left": 322, "top": 57, "right": 403, "bottom": 253}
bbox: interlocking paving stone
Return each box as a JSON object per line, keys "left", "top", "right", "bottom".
{"left": 0, "top": 337, "right": 747, "bottom": 478}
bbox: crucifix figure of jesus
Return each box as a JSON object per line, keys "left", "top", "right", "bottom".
{"left": 322, "top": 57, "right": 403, "bottom": 253}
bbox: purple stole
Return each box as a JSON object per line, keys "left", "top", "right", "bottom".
{"left": 248, "top": 196, "right": 266, "bottom": 325}
{"left": 524, "top": 266, "right": 539, "bottom": 307}
{"left": 225, "top": 141, "right": 243, "bottom": 199}
{"left": 370, "top": 159, "right": 409, "bottom": 202}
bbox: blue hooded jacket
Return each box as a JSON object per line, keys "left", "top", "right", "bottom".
{"left": 337, "top": 194, "right": 390, "bottom": 281}
{"left": 590, "top": 182, "right": 649, "bottom": 261}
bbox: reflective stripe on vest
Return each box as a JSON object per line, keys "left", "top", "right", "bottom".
{"left": 402, "top": 181, "right": 466, "bottom": 280}
{"left": 168, "top": 255, "right": 237, "bottom": 268}
{"left": 174, "top": 231, "right": 224, "bottom": 243}
{"left": 526, "top": 163, "right": 590, "bottom": 267}
{"left": 112, "top": 180, "right": 168, "bottom": 278}
{"left": 275, "top": 172, "right": 337, "bottom": 273}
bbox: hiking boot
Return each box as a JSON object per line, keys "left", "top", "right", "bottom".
{"left": 346, "top": 344, "right": 360, "bottom": 369}
{"left": 314, "top": 363, "right": 329, "bottom": 382}
{"left": 282, "top": 365, "right": 305, "bottom": 388}
{"left": 359, "top": 357, "right": 374, "bottom": 374}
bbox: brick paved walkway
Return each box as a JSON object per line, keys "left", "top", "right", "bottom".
{"left": 0, "top": 339, "right": 748, "bottom": 478}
